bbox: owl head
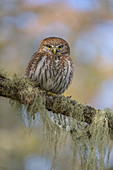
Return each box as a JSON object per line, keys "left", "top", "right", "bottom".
{"left": 38, "top": 37, "right": 70, "bottom": 56}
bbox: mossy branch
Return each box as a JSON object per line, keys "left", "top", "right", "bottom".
{"left": 0, "top": 70, "right": 113, "bottom": 131}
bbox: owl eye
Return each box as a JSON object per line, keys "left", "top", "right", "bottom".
{"left": 46, "top": 45, "right": 52, "bottom": 49}
{"left": 58, "top": 45, "right": 63, "bottom": 50}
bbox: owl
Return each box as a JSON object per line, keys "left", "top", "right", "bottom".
{"left": 25, "top": 37, "right": 74, "bottom": 94}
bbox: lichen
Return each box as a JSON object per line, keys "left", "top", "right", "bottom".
{"left": 70, "top": 109, "right": 111, "bottom": 170}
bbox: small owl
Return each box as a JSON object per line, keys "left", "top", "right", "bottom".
{"left": 26, "top": 37, "right": 74, "bottom": 94}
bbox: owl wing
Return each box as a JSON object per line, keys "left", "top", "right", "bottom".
{"left": 25, "top": 51, "right": 41, "bottom": 79}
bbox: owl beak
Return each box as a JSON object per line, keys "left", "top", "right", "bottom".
{"left": 52, "top": 48, "right": 57, "bottom": 55}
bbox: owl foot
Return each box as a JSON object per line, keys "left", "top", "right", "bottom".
{"left": 67, "top": 96, "right": 72, "bottom": 98}
{"left": 46, "top": 91, "right": 56, "bottom": 96}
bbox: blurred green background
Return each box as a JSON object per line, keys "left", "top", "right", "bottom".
{"left": 0, "top": 0, "right": 113, "bottom": 169}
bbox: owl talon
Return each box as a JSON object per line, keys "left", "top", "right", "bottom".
{"left": 67, "top": 96, "right": 72, "bottom": 98}
{"left": 46, "top": 91, "right": 56, "bottom": 96}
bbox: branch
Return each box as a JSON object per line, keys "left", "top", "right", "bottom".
{"left": 0, "top": 71, "right": 113, "bottom": 131}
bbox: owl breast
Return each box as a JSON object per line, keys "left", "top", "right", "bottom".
{"left": 30, "top": 55, "right": 74, "bottom": 94}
